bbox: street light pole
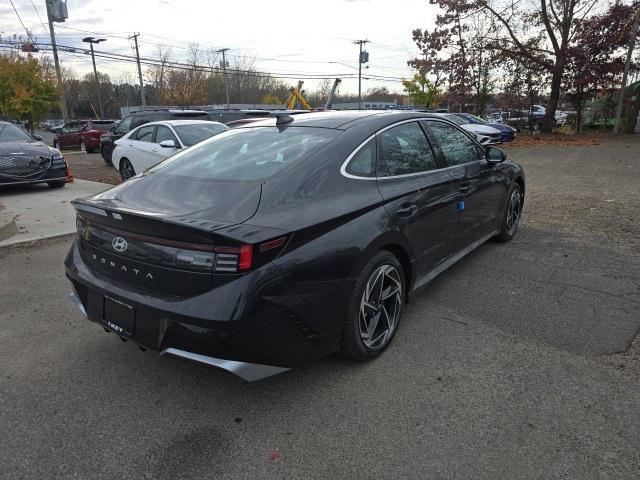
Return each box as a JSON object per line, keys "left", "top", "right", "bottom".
{"left": 82, "top": 37, "right": 106, "bottom": 119}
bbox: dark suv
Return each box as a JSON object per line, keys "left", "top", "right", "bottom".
{"left": 99, "top": 109, "right": 208, "bottom": 164}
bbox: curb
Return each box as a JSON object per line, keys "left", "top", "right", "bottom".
{"left": 0, "top": 212, "right": 18, "bottom": 242}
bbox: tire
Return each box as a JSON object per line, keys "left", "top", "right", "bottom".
{"left": 79, "top": 139, "right": 86, "bottom": 153}
{"left": 47, "top": 181, "right": 66, "bottom": 189}
{"left": 101, "top": 145, "right": 113, "bottom": 166}
{"left": 494, "top": 183, "right": 522, "bottom": 242}
{"left": 340, "top": 251, "right": 405, "bottom": 361}
{"left": 119, "top": 158, "right": 136, "bottom": 180}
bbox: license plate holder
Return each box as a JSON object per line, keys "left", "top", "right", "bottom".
{"left": 103, "top": 295, "right": 135, "bottom": 336}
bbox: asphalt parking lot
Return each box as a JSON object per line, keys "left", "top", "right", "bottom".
{"left": 1, "top": 137, "right": 639, "bottom": 479}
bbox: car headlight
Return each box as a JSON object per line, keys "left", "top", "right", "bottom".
{"left": 49, "top": 147, "right": 63, "bottom": 160}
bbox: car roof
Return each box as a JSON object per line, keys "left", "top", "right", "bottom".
{"left": 133, "top": 119, "right": 225, "bottom": 127}
{"left": 234, "top": 110, "right": 438, "bottom": 130}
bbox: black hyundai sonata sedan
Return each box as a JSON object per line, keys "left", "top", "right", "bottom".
{"left": 65, "top": 111, "right": 524, "bottom": 380}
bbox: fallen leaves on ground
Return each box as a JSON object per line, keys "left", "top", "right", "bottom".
{"left": 504, "top": 133, "right": 601, "bottom": 148}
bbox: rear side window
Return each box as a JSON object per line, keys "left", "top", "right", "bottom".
{"left": 151, "top": 127, "right": 339, "bottom": 181}
{"left": 378, "top": 122, "right": 437, "bottom": 176}
{"left": 345, "top": 139, "right": 376, "bottom": 177}
{"left": 426, "top": 121, "right": 483, "bottom": 166}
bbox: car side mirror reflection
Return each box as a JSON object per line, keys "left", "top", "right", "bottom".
{"left": 159, "top": 139, "right": 179, "bottom": 149}
{"left": 486, "top": 146, "right": 506, "bottom": 164}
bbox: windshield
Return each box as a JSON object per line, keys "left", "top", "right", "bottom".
{"left": 442, "top": 115, "right": 466, "bottom": 126}
{"left": 152, "top": 126, "right": 340, "bottom": 181}
{"left": 174, "top": 123, "right": 228, "bottom": 147}
{"left": 461, "top": 114, "right": 487, "bottom": 125}
{"left": 0, "top": 123, "right": 33, "bottom": 142}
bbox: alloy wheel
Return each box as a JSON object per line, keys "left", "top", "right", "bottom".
{"left": 359, "top": 264, "right": 403, "bottom": 350}
{"left": 120, "top": 159, "right": 135, "bottom": 180}
{"left": 79, "top": 139, "right": 86, "bottom": 153}
{"left": 506, "top": 189, "right": 521, "bottom": 235}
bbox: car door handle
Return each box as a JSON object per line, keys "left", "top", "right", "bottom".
{"left": 459, "top": 185, "right": 471, "bottom": 195}
{"left": 396, "top": 203, "right": 418, "bottom": 217}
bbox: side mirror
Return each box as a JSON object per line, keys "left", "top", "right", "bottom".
{"left": 159, "top": 139, "right": 178, "bottom": 149}
{"left": 486, "top": 146, "right": 506, "bottom": 164}
{"left": 32, "top": 134, "right": 43, "bottom": 141}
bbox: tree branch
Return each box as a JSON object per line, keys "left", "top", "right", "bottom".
{"left": 540, "top": 0, "right": 561, "bottom": 54}
{"left": 480, "top": 1, "right": 552, "bottom": 69}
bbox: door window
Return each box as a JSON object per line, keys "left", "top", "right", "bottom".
{"left": 135, "top": 125, "right": 155, "bottom": 143}
{"left": 117, "top": 116, "right": 133, "bottom": 133}
{"left": 426, "top": 121, "right": 484, "bottom": 166}
{"left": 155, "top": 125, "right": 178, "bottom": 145}
{"left": 378, "top": 122, "right": 437, "bottom": 176}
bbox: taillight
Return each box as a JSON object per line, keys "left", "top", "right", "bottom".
{"left": 212, "top": 237, "right": 288, "bottom": 273}
{"left": 212, "top": 244, "right": 253, "bottom": 272}
{"left": 77, "top": 216, "right": 289, "bottom": 274}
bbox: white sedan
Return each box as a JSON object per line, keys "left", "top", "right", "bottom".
{"left": 113, "top": 120, "right": 228, "bottom": 180}
{"left": 434, "top": 113, "right": 502, "bottom": 145}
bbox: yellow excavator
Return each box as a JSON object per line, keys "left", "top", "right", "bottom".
{"left": 285, "top": 79, "right": 342, "bottom": 110}
{"left": 285, "top": 81, "right": 311, "bottom": 110}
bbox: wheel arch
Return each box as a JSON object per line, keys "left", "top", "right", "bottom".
{"left": 353, "top": 231, "right": 415, "bottom": 303}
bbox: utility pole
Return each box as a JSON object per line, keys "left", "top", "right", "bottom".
{"left": 354, "top": 40, "right": 369, "bottom": 109}
{"left": 216, "top": 48, "right": 230, "bottom": 109}
{"left": 82, "top": 37, "right": 106, "bottom": 119}
{"left": 45, "top": 0, "right": 68, "bottom": 123}
{"left": 130, "top": 33, "right": 146, "bottom": 108}
{"left": 613, "top": 8, "right": 640, "bottom": 134}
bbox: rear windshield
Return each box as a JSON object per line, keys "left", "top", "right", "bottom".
{"left": 174, "top": 123, "right": 228, "bottom": 147}
{"left": 151, "top": 126, "right": 339, "bottom": 181}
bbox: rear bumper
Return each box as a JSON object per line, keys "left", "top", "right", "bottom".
{"left": 65, "top": 239, "right": 349, "bottom": 373}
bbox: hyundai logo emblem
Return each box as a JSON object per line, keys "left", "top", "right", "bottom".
{"left": 112, "top": 236, "right": 128, "bottom": 252}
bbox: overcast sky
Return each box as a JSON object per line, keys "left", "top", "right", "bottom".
{"left": 2, "top": 0, "right": 438, "bottom": 95}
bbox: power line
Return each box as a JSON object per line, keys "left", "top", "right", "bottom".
{"left": 29, "top": 0, "right": 48, "bottom": 33}
{"left": 0, "top": 39, "right": 408, "bottom": 83}
{"left": 8, "top": 0, "right": 33, "bottom": 42}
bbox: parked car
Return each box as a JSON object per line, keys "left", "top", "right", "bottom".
{"left": 65, "top": 111, "right": 525, "bottom": 380}
{"left": 113, "top": 120, "right": 228, "bottom": 180}
{"left": 0, "top": 121, "right": 69, "bottom": 188}
{"left": 54, "top": 120, "right": 117, "bottom": 153}
{"left": 99, "top": 109, "right": 209, "bottom": 165}
{"left": 453, "top": 113, "right": 517, "bottom": 142}
{"left": 50, "top": 121, "right": 65, "bottom": 134}
{"left": 502, "top": 110, "right": 544, "bottom": 131}
{"left": 434, "top": 113, "right": 502, "bottom": 145}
